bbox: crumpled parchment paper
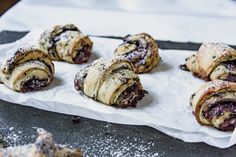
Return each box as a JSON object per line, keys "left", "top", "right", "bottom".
{"left": 0, "top": 29, "right": 235, "bottom": 148}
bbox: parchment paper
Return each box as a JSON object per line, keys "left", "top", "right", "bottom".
{"left": 0, "top": 29, "right": 235, "bottom": 148}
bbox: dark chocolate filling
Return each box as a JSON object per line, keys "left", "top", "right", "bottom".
{"left": 115, "top": 84, "right": 147, "bottom": 108}
{"left": 49, "top": 28, "right": 80, "bottom": 58}
{"left": 208, "top": 60, "right": 236, "bottom": 82}
{"left": 125, "top": 48, "right": 148, "bottom": 65}
{"left": 72, "top": 45, "right": 91, "bottom": 64}
{"left": 203, "top": 101, "right": 236, "bottom": 131}
{"left": 221, "top": 60, "right": 236, "bottom": 82}
{"left": 224, "top": 60, "right": 236, "bottom": 71}
{"left": 179, "top": 64, "right": 190, "bottom": 71}
{"left": 121, "top": 37, "right": 151, "bottom": 67}
{"left": 224, "top": 74, "right": 236, "bottom": 82}
{"left": 20, "top": 76, "right": 49, "bottom": 92}
{"left": 219, "top": 117, "right": 236, "bottom": 131}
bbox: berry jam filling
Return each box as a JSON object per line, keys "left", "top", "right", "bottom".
{"left": 116, "top": 84, "right": 147, "bottom": 108}
{"left": 20, "top": 76, "right": 48, "bottom": 92}
{"left": 73, "top": 45, "right": 91, "bottom": 64}
{"left": 221, "top": 60, "right": 236, "bottom": 82}
{"left": 203, "top": 101, "right": 236, "bottom": 131}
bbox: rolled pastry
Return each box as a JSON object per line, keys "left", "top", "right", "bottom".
{"left": 191, "top": 80, "right": 236, "bottom": 131}
{"left": 74, "top": 57, "right": 147, "bottom": 108}
{"left": 182, "top": 43, "right": 236, "bottom": 82}
{"left": 0, "top": 46, "right": 54, "bottom": 92}
{"left": 114, "top": 33, "right": 160, "bottom": 73}
{"left": 0, "top": 129, "right": 83, "bottom": 157}
{"left": 39, "top": 24, "right": 93, "bottom": 64}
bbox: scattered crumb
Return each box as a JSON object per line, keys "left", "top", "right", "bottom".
{"left": 32, "top": 126, "right": 38, "bottom": 129}
{"left": 72, "top": 116, "right": 80, "bottom": 124}
{"left": 9, "top": 127, "right": 14, "bottom": 131}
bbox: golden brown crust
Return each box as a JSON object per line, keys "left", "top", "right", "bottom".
{"left": 39, "top": 24, "right": 93, "bottom": 64}
{"left": 191, "top": 80, "right": 236, "bottom": 129}
{"left": 74, "top": 57, "right": 147, "bottom": 107}
{"left": 184, "top": 43, "right": 236, "bottom": 81}
{"left": 39, "top": 24, "right": 80, "bottom": 60}
{"left": 114, "top": 33, "right": 160, "bottom": 74}
{"left": 0, "top": 46, "right": 54, "bottom": 92}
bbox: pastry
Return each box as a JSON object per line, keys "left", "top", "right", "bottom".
{"left": 190, "top": 80, "right": 236, "bottom": 131}
{"left": 74, "top": 57, "right": 147, "bottom": 108}
{"left": 0, "top": 129, "right": 83, "bottom": 157}
{"left": 114, "top": 33, "right": 160, "bottom": 73}
{"left": 39, "top": 24, "right": 93, "bottom": 64}
{"left": 0, "top": 46, "right": 54, "bottom": 92}
{"left": 181, "top": 42, "right": 236, "bottom": 82}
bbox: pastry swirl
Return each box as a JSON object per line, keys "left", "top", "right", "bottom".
{"left": 191, "top": 80, "right": 236, "bottom": 131}
{"left": 74, "top": 57, "right": 147, "bottom": 108}
{"left": 114, "top": 33, "right": 160, "bottom": 74}
{"left": 39, "top": 24, "right": 93, "bottom": 64}
{"left": 0, "top": 129, "right": 83, "bottom": 157}
{"left": 0, "top": 46, "right": 54, "bottom": 92}
{"left": 182, "top": 43, "right": 236, "bottom": 82}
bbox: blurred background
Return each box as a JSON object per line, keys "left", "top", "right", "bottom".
{"left": 0, "top": 0, "right": 236, "bottom": 43}
{"left": 1, "top": 0, "right": 236, "bottom": 16}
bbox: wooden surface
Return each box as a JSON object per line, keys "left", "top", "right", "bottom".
{"left": 0, "top": 0, "right": 19, "bottom": 16}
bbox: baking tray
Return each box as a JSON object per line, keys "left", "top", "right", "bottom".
{"left": 0, "top": 31, "right": 235, "bottom": 156}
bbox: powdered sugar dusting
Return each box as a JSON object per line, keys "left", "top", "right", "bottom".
{"left": 79, "top": 129, "right": 165, "bottom": 157}
{"left": 1, "top": 127, "right": 20, "bottom": 147}
{"left": 0, "top": 125, "right": 166, "bottom": 156}
{"left": 0, "top": 127, "right": 35, "bottom": 148}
